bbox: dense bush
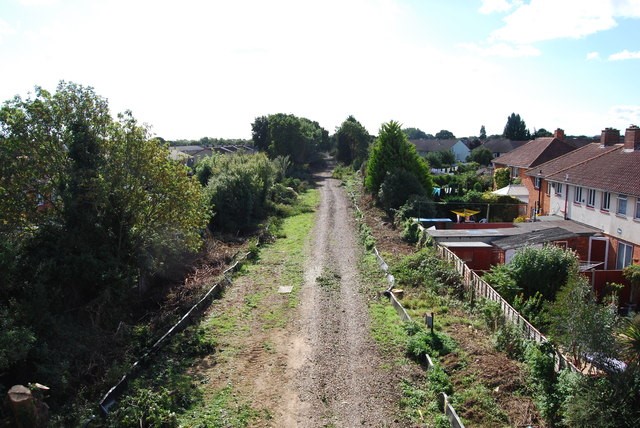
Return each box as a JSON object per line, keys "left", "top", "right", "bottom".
{"left": 378, "top": 169, "right": 427, "bottom": 215}
{"left": 200, "top": 153, "right": 276, "bottom": 233}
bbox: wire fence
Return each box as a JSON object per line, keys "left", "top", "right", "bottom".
{"left": 98, "top": 253, "right": 249, "bottom": 416}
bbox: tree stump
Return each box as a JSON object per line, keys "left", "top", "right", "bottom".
{"left": 7, "top": 385, "right": 37, "bottom": 428}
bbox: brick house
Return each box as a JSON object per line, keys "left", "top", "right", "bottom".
{"left": 527, "top": 126, "right": 640, "bottom": 271}
{"left": 493, "top": 129, "right": 577, "bottom": 219}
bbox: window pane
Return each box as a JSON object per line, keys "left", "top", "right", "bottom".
{"left": 636, "top": 199, "right": 640, "bottom": 219}
{"left": 602, "top": 192, "right": 610, "bottom": 211}
{"left": 617, "top": 243, "right": 633, "bottom": 269}
{"left": 617, "top": 194, "right": 627, "bottom": 215}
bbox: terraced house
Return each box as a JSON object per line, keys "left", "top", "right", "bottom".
{"left": 526, "top": 126, "right": 640, "bottom": 271}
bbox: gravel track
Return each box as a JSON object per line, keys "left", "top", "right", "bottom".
{"left": 281, "top": 171, "right": 402, "bottom": 427}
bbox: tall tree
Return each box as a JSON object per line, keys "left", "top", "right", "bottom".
{"left": 479, "top": 125, "right": 487, "bottom": 140}
{"left": 503, "top": 113, "right": 530, "bottom": 140}
{"left": 251, "top": 115, "right": 270, "bottom": 151}
{"left": 335, "top": 115, "right": 371, "bottom": 166}
{"left": 365, "top": 120, "right": 432, "bottom": 196}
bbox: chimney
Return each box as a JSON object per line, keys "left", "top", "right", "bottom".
{"left": 600, "top": 128, "right": 620, "bottom": 146}
{"left": 624, "top": 125, "right": 640, "bottom": 151}
{"left": 553, "top": 128, "right": 565, "bottom": 141}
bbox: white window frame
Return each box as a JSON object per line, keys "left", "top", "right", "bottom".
{"left": 587, "top": 189, "right": 596, "bottom": 207}
{"left": 616, "top": 242, "right": 633, "bottom": 269}
{"left": 602, "top": 192, "right": 611, "bottom": 212}
{"left": 574, "top": 186, "right": 583, "bottom": 204}
{"left": 617, "top": 194, "right": 628, "bottom": 216}
{"left": 546, "top": 182, "right": 552, "bottom": 196}
{"left": 635, "top": 198, "right": 640, "bottom": 220}
{"left": 555, "top": 182, "right": 563, "bottom": 196}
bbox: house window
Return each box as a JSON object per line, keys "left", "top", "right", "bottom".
{"left": 555, "top": 183, "right": 563, "bottom": 196}
{"left": 617, "top": 194, "right": 628, "bottom": 216}
{"left": 574, "top": 186, "right": 583, "bottom": 204}
{"left": 616, "top": 242, "right": 633, "bottom": 269}
{"left": 635, "top": 198, "right": 640, "bottom": 220}
{"left": 602, "top": 192, "right": 611, "bottom": 211}
{"left": 587, "top": 189, "right": 596, "bottom": 207}
{"left": 534, "top": 176, "right": 541, "bottom": 190}
{"left": 546, "top": 182, "right": 552, "bottom": 196}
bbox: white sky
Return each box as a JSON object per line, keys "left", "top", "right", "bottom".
{"left": 1, "top": 0, "right": 640, "bottom": 139}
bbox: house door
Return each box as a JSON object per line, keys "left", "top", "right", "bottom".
{"left": 588, "top": 237, "right": 609, "bottom": 270}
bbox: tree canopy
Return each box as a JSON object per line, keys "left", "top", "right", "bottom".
{"left": 250, "top": 113, "right": 328, "bottom": 165}
{"left": 335, "top": 115, "right": 371, "bottom": 167}
{"left": 403, "top": 127, "right": 431, "bottom": 140}
{"left": 479, "top": 125, "right": 487, "bottom": 140}
{"left": 435, "top": 129, "right": 456, "bottom": 139}
{"left": 365, "top": 120, "right": 432, "bottom": 198}
{"left": 503, "top": 113, "right": 530, "bottom": 140}
{"left": 467, "top": 146, "right": 493, "bottom": 166}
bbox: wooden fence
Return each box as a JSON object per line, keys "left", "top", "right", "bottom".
{"left": 434, "top": 242, "right": 579, "bottom": 373}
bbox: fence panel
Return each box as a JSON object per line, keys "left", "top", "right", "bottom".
{"left": 434, "top": 242, "right": 579, "bottom": 373}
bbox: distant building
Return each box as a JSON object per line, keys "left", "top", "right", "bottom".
{"left": 410, "top": 138, "right": 470, "bottom": 163}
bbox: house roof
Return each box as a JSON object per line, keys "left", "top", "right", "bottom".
{"left": 535, "top": 144, "right": 640, "bottom": 197}
{"left": 524, "top": 143, "right": 619, "bottom": 179}
{"left": 410, "top": 139, "right": 466, "bottom": 152}
{"left": 481, "top": 138, "right": 526, "bottom": 153}
{"left": 492, "top": 137, "right": 576, "bottom": 169}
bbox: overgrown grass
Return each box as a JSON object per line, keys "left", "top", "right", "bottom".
{"left": 102, "top": 188, "right": 319, "bottom": 427}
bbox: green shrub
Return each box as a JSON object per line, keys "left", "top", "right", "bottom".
{"left": 378, "top": 169, "right": 427, "bottom": 216}
{"left": 427, "top": 363, "right": 453, "bottom": 396}
{"left": 479, "top": 299, "right": 503, "bottom": 332}
{"left": 493, "top": 323, "right": 525, "bottom": 360}
{"left": 406, "top": 326, "right": 456, "bottom": 360}
{"left": 270, "top": 183, "right": 298, "bottom": 205}
{"left": 401, "top": 219, "right": 419, "bottom": 243}
{"left": 108, "top": 387, "right": 178, "bottom": 427}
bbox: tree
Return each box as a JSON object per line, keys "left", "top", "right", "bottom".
{"left": 1, "top": 82, "right": 209, "bottom": 299}
{"left": 435, "top": 129, "right": 455, "bottom": 139}
{"left": 549, "top": 273, "right": 619, "bottom": 369}
{"left": 402, "top": 127, "right": 429, "bottom": 139}
{"left": 250, "top": 113, "right": 328, "bottom": 165}
{"left": 365, "top": 121, "right": 432, "bottom": 198}
{"left": 467, "top": 147, "right": 493, "bottom": 166}
{"left": 251, "top": 115, "right": 270, "bottom": 151}
{"left": 335, "top": 115, "right": 370, "bottom": 167}
{"left": 479, "top": 125, "right": 487, "bottom": 140}
{"left": 494, "top": 167, "right": 510, "bottom": 189}
{"left": 533, "top": 128, "right": 553, "bottom": 138}
{"left": 503, "top": 113, "right": 530, "bottom": 140}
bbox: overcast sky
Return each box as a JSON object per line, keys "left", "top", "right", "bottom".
{"left": 1, "top": 0, "right": 640, "bottom": 140}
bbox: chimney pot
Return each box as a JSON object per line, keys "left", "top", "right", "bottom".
{"left": 624, "top": 125, "right": 640, "bottom": 151}
{"left": 554, "top": 128, "right": 565, "bottom": 141}
{"left": 600, "top": 128, "right": 620, "bottom": 146}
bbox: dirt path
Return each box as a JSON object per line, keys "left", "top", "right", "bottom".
{"left": 193, "top": 170, "right": 404, "bottom": 427}
{"left": 283, "top": 172, "right": 401, "bottom": 427}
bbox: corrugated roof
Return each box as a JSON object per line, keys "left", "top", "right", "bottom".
{"left": 492, "top": 227, "right": 577, "bottom": 250}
